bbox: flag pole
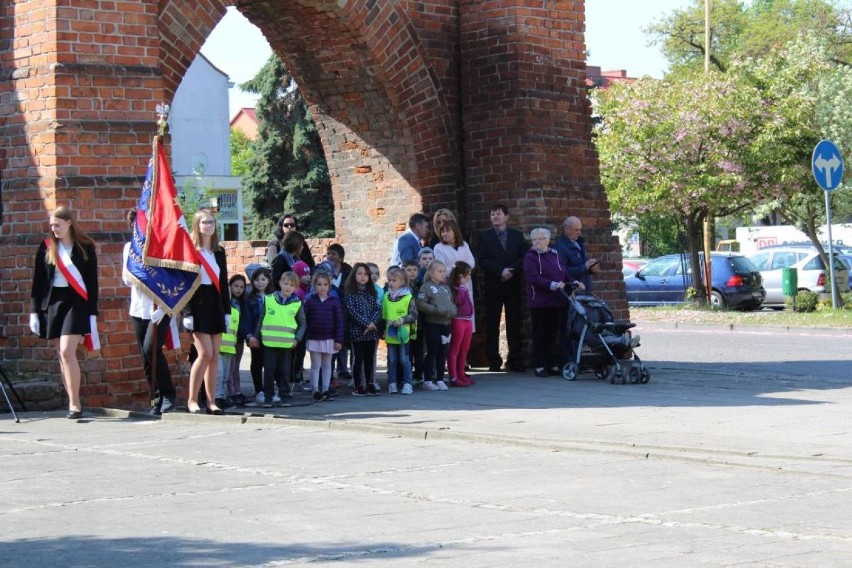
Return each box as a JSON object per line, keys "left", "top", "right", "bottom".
{"left": 147, "top": 104, "right": 170, "bottom": 411}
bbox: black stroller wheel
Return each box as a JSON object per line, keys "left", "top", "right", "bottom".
{"left": 562, "top": 363, "right": 579, "bottom": 381}
{"left": 608, "top": 364, "right": 621, "bottom": 384}
{"left": 640, "top": 368, "right": 651, "bottom": 384}
{"left": 628, "top": 367, "right": 640, "bottom": 384}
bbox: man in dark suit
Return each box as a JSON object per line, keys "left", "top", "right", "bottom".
{"left": 475, "top": 204, "right": 529, "bottom": 372}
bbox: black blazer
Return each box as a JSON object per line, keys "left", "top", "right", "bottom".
{"left": 31, "top": 240, "right": 99, "bottom": 315}
{"left": 475, "top": 228, "right": 528, "bottom": 290}
{"left": 211, "top": 248, "right": 230, "bottom": 312}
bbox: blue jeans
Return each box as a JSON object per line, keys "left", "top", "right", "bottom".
{"left": 387, "top": 342, "right": 412, "bottom": 386}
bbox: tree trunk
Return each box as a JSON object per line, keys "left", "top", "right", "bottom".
{"left": 686, "top": 211, "right": 707, "bottom": 304}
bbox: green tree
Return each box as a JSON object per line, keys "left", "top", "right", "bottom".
{"left": 240, "top": 55, "right": 333, "bottom": 239}
{"left": 737, "top": 35, "right": 852, "bottom": 263}
{"left": 230, "top": 128, "right": 253, "bottom": 177}
{"left": 595, "top": 72, "right": 763, "bottom": 298}
{"left": 645, "top": 0, "right": 851, "bottom": 74}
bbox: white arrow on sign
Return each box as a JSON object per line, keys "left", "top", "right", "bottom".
{"left": 815, "top": 153, "right": 842, "bottom": 189}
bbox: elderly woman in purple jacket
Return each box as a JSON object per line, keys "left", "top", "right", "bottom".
{"left": 523, "top": 227, "right": 583, "bottom": 377}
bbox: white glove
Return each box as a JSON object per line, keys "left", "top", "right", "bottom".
{"left": 151, "top": 308, "right": 165, "bottom": 324}
{"left": 29, "top": 313, "right": 40, "bottom": 335}
{"left": 224, "top": 314, "right": 231, "bottom": 329}
{"left": 183, "top": 316, "right": 194, "bottom": 331}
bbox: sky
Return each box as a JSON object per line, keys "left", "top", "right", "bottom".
{"left": 199, "top": 1, "right": 694, "bottom": 119}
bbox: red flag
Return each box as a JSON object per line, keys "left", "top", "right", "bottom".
{"left": 142, "top": 139, "right": 201, "bottom": 272}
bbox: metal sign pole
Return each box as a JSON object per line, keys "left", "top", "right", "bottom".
{"left": 824, "top": 191, "right": 838, "bottom": 309}
{"left": 812, "top": 139, "right": 845, "bottom": 310}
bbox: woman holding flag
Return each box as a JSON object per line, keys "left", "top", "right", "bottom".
{"left": 184, "top": 208, "right": 230, "bottom": 415}
{"left": 30, "top": 206, "right": 99, "bottom": 419}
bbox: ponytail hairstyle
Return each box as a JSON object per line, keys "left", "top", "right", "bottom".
{"left": 449, "top": 261, "right": 472, "bottom": 298}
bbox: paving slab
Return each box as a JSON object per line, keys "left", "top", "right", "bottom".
{"left": 2, "top": 328, "right": 852, "bottom": 567}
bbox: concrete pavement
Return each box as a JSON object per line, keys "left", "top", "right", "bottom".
{"left": 2, "top": 327, "right": 852, "bottom": 567}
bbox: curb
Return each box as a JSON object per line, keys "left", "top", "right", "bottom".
{"left": 635, "top": 320, "right": 852, "bottom": 337}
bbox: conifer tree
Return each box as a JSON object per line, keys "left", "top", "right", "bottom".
{"left": 241, "top": 55, "right": 333, "bottom": 238}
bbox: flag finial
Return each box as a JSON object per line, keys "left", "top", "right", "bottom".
{"left": 156, "top": 103, "right": 171, "bottom": 136}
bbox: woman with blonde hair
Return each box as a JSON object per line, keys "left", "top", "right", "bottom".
{"left": 30, "top": 206, "right": 99, "bottom": 419}
{"left": 183, "top": 208, "right": 230, "bottom": 414}
{"left": 430, "top": 208, "right": 458, "bottom": 247}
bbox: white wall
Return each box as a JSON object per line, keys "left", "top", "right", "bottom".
{"left": 170, "top": 55, "right": 233, "bottom": 177}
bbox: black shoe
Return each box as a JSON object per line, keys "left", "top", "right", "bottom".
{"left": 326, "top": 387, "right": 338, "bottom": 399}
{"left": 215, "top": 397, "right": 232, "bottom": 410}
{"left": 321, "top": 391, "right": 332, "bottom": 401}
{"left": 534, "top": 368, "right": 549, "bottom": 378}
{"left": 206, "top": 407, "right": 225, "bottom": 415}
{"left": 366, "top": 383, "right": 381, "bottom": 396}
{"left": 488, "top": 365, "right": 503, "bottom": 372}
{"left": 160, "top": 397, "right": 176, "bottom": 414}
{"left": 351, "top": 385, "right": 368, "bottom": 397}
{"left": 549, "top": 367, "right": 561, "bottom": 376}
{"left": 67, "top": 410, "right": 83, "bottom": 419}
{"left": 312, "top": 391, "right": 323, "bottom": 403}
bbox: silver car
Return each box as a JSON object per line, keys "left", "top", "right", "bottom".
{"left": 746, "top": 247, "right": 850, "bottom": 307}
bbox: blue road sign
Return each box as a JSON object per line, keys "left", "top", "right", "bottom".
{"left": 812, "top": 140, "right": 844, "bottom": 191}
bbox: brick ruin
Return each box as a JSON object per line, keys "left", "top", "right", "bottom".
{"left": 0, "top": 0, "right": 624, "bottom": 409}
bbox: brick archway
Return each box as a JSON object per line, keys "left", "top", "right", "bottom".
{"left": 0, "top": 0, "right": 624, "bottom": 409}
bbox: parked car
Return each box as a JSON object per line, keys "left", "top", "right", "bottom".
{"left": 625, "top": 252, "right": 765, "bottom": 309}
{"left": 622, "top": 258, "right": 647, "bottom": 277}
{"left": 837, "top": 255, "right": 852, "bottom": 291}
{"left": 746, "top": 248, "right": 850, "bottom": 307}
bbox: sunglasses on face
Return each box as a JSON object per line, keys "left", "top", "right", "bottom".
{"left": 282, "top": 223, "right": 295, "bottom": 228}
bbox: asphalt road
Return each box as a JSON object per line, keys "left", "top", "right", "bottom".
{"left": 2, "top": 323, "right": 851, "bottom": 567}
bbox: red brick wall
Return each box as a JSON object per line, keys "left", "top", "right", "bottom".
{"left": 459, "top": 0, "right": 626, "bottom": 317}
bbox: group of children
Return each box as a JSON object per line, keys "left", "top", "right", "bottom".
{"left": 214, "top": 246, "right": 476, "bottom": 407}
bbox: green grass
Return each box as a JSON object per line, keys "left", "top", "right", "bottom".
{"left": 630, "top": 305, "right": 852, "bottom": 328}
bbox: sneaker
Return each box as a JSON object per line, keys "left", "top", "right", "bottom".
{"left": 534, "top": 368, "right": 549, "bottom": 377}
{"left": 388, "top": 383, "right": 398, "bottom": 394}
{"left": 326, "top": 386, "right": 338, "bottom": 399}
{"left": 401, "top": 383, "right": 413, "bottom": 395}
{"left": 422, "top": 380, "right": 439, "bottom": 391}
{"left": 321, "top": 391, "right": 332, "bottom": 401}
{"left": 436, "top": 380, "right": 448, "bottom": 390}
{"left": 367, "top": 383, "right": 381, "bottom": 396}
{"left": 280, "top": 397, "right": 293, "bottom": 407}
{"left": 352, "top": 385, "right": 368, "bottom": 397}
{"left": 255, "top": 391, "right": 266, "bottom": 404}
{"left": 272, "top": 394, "right": 282, "bottom": 404}
{"left": 312, "top": 391, "right": 323, "bottom": 403}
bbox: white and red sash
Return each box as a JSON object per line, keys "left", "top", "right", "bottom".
{"left": 164, "top": 316, "right": 181, "bottom": 350}
{"left": 52, "top": 239, "right": 100, "bottom": 352}
{"left": 198, "top": 249, "right": 221, "bottom": 293}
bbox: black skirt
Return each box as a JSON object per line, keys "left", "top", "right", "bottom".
{"left": 188, "top": 284, "right": 226, "bottom": 334}
{"left": 43, "top": 287, "right": 90, "bottom": 340}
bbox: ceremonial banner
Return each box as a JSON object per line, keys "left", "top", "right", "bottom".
{"left": 125, "top": 137, "right": 201, "bottom": 316}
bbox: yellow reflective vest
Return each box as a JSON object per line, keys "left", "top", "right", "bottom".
{"left": 261, "top": 295, "right": 301, "bottom": 349}
{"left": 220, "top": 305, "right": 240, "bottom": 355}
{"left": 382, "top": 293, "right": 412, "bottom": 344}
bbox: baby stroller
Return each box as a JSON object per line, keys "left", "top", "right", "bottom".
{"left": 561, "top": 289, "right": 650, "bottom": 384}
